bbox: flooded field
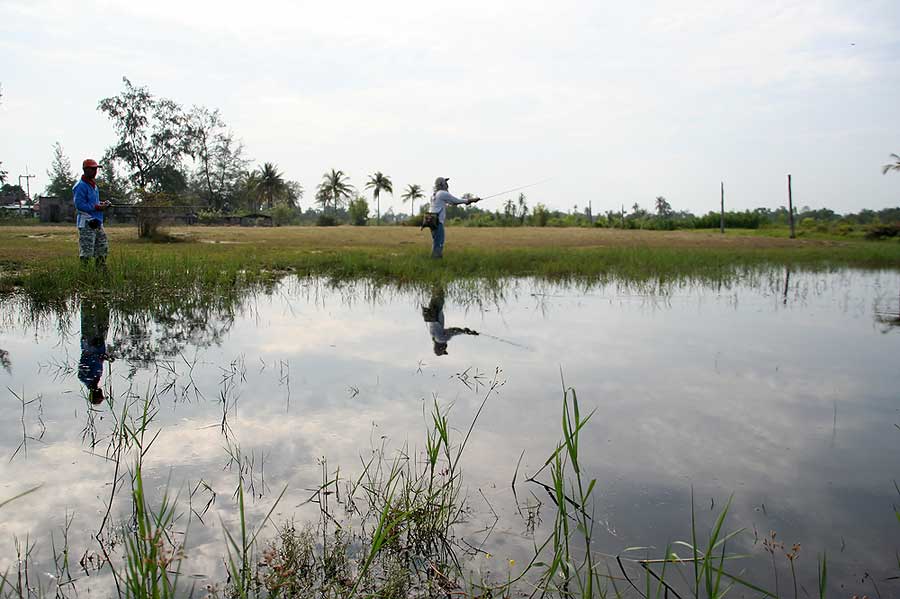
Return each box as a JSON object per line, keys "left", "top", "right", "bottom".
{"left": 1, "top": 268, "right": 899, "bottom": 597}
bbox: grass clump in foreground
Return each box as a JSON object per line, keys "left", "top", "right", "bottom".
{"left": 0, "top": 370, "right": 864, "bottom": 598}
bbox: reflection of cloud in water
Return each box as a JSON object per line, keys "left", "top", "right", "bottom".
{"left": 0, "top": 271, "right": 899, "bottom": 592}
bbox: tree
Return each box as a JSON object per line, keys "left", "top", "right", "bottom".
{"left": 517, "top": 193, "right": 528, "bottom": 225}
{"left": 314, "top": 186, "right": 331, "bottom": 213}
{"left": 655, "top": 196, "right": 672, "bottom": 218}
{"left": 285, "top": 180, "right": 303, "bottom": 209}
{"left": 883, "top": 153, "right": 900, "bottom": 175}
{"left": 503, "top": 198, "right": 516, "bottom": 220}
{"left": 0, "top": 184, "right": 26, "bottom": 204}
{"left": 365, "top": 171, "right": 393, "bottom": 225}
{"left": 401, "top": 184, "right": 424, "bottom": 217}
{"left": 98, "top": 77, "right": 189, "bottom": 190}
{"left": 0, "top": 163, "right": 7, "bottom": 185}
{"left": 317, "top": 169, "right": 354, "bottom": 214}
{"left": 96, "top": 160, "right": 131, "bottom": 202}
{"left": 45, "top": 142, "right": 76, "bottom": 202}
{"left": 348, "top": 196, "right": 369, "bottom": 225}
{"left": 184, "top": 107, "right": 253, "bottom": 210}
{"left": 256, "top": 162, "right": 289, "bottom": 210}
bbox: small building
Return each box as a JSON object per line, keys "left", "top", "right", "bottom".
{"left": 223, "top": 213, "right": 273, "bottom": 227}
{"left": 38, "top": 196, "right": 75, "bottom": 222}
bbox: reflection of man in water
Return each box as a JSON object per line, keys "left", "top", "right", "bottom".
{"left": 78, "top": 298, "right": 112, "bottom": 405}
{"left": 422, "top": 285, "right": 478, "bottom": 356}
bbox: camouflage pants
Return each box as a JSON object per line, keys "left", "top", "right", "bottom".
{"left": 78, "top": 226, "right": 109, "bottom": 258}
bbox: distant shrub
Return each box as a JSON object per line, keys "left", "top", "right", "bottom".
{"left": 347, "top": 197, "right": 369, "bottom": 226}
{"left": 531, "top": 203, "right": 550, "bottom": 227}
{"left": 865, "top": 223, "right": 900, "bottom": 240}
{"left": 404, "top": 214, "right": 425, "bottom": 227}
{"left": 197, "top": 210, "right": 223, "bottom": 225}
{"left": 835, "top": 223, "right": 855, "bottom": 236}
{"left": 270, "top": 205, "right": 297, "bottom": 226}
{"left": 316, "top": 214, "right": 339, "bottom": 226}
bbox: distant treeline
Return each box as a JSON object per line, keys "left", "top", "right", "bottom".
{"left": 5, "top": 76, "right": 897, "bottom": 235}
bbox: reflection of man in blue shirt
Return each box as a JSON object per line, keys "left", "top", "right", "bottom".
{"left": 78, "top": 299, "right": 112, "bottom": 405}
{"left": 422, "top": 285, "right": 478, "bottom": 356}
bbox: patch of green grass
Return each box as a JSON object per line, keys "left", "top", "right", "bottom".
{"left": 3, "top": 234, "right": 899, "bottom": 308}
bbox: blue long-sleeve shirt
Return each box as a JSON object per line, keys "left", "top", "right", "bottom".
{"left": 73, "top": 179, "right": 102, "bottom": 228}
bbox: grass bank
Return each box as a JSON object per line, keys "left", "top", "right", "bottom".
{"left": 2, "top": 225, "right": 898, "bottom": 303}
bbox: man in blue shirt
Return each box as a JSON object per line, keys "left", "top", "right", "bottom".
{"left": 78, "top": 297, "right": 112, "bottom": 405}
{"left": 73, "top": 158, "right": 111, "bottom": 267}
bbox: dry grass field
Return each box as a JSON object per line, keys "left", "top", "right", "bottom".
{"left": 0, "top": 223, "right": 870, "bottom": 265}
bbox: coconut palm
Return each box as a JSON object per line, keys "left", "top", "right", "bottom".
{"left": 256, "top": 162, "right": 288, "bottom": 210}
{"left": 317, "top": 169, "right": 354, "bottom": 214}
{"left": 882, "top": 153, "right": 900, "bottom": 175}
{"left": 365, "top": 171, "right": 393, "bottom": 225}
{"left": 401, "top": 184, "right": 424, "bottom": 217}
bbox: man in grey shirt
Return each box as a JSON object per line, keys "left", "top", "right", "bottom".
{"left": 422, "top": 284, "right": 479, "bottom": 356}
{"left": 428, "top": 177, "right": 479, "bottom": 258}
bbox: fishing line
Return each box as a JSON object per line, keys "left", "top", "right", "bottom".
{"left": 478, "top": 178, "right": 553, "bottom": 201}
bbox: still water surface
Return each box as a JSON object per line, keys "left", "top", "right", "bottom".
{"left": 1, "top": 269, "right": 899, "bottom": 594}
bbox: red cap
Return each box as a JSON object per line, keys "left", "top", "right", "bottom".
{"left": 82, "top": 159, "right": 100, "bottom": 169}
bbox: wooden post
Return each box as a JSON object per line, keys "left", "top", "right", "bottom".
{"left": 720, "top": 181, "right": 725, "bottom": 234}
{"left": 788, "top": 174, "right": 795, "bottom": 239}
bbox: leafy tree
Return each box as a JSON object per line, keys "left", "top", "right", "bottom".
{"left": 365, "top": 171, "right": 393, "bottom": 224}
{"left": 531, "top": 203, "right": 549, "bottom": 227}
{"left": 0, "top": 184, "right": 26, "bottom": 204}
{"left": 185, "top": 106, "right": 250, "bottom": 210}
{"left": 0, "top": 163, "right": 7, "bottom": 185}
{"left": 145, "top": 163, "right": 189, "bottom": 195}
{"left": 45, "top": 142, "right": 75, "bottom": 202}
{"left": 883, "top": 153, "right": 900, "bottom": 175}
{"left": 401, "top": 183, "right": 424, "bottom": 217}
{"left": 348, "top": 196, "right": 370, "bottom": 225}
{"left": 96, "top": 158, "right": 131, "bottom": 202}
{"left": 98, "top": 76, "right": 189, "bottom": 190}
{"left": 655, "top": 196, "right": 672, "bottom": 218}
{"left": 317, "top": 169, "right": 354, "bottom": 214}
{"left": 285, "top": 180, "right": 303, "bottom": 209}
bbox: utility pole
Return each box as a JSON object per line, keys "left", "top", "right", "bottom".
{"left": 18, "top": 168, "right": 35, "bottom": 204}
{"left": 787, "top": 174, "right": 795, "bottom": 239}
{"left": 720, "top": 181, "right": 725, "bottom": 234}
{"left": 19, "top": 171, "right": 34, "bottom": 209}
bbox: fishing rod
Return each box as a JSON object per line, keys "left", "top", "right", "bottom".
{"left": 478, "top": 331, "right": 533, "bottom": 351}
{"left": 477, "top": 178, "right": 553, "bottom": 202}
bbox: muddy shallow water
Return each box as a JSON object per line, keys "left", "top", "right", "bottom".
{"left": 1, "top": 269, "right": 899, "bottom": 595}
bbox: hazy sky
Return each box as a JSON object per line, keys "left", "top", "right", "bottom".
{"left": 1, "top": 0, "right": 898, "bottom": 215}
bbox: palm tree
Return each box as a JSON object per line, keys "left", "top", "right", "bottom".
{"left": 241, "top": 171, "right": 262, "bottom": 212}
{"left": 256, "top": 162, "right": 288, "bottom": 210}
{"left": 401, "top": 184, "right": 424, "bottom": 217}
{"left": 316, "top": 169, "right": 354, "bottom": 214}
{"left": 883, "top": 153, "right": 900, "bottom": 175}
{"left": 365, "top": 172, "right": 393, "bottom": 225}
